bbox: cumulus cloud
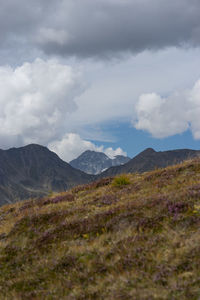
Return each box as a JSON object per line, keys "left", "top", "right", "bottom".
{"left": 133, "top": 79, "right": 200, "bottom": 139}
{"left": 104, "top": 147, "right": 127, "bottom": 158}
{"left": 0, "top": 58, "right": 84, "bottom": 146}
{"left": 1, "top": 0, "right": 200, "bottom": 59}
{"left": 48, "top": 133, "right": 127, "bottom": 162}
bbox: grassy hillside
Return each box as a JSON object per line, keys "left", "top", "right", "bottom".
{"left": 1, "top": 158, "right": 200, "bottom": 299}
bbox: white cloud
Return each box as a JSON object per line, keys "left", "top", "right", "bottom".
{"left": 104, "top": 147, "right": 127, "bottom": 158}
{"left": 0, "top": 58, "right": 84, "bottom": 146}
{"left": 48, "top": 133, "right": 127, "bottom": 162}
{"left": 133, "top": 78, "right": 200, "bottom": 139}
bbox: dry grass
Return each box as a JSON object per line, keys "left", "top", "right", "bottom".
{"left": 1, "top": 158, "right": 200, "bottom": 299}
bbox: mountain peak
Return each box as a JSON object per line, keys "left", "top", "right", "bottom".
{"left": 81, "top": 150, "right": 108, "bottom": 157}
{"left": 0, "top": 144, "right": 92, "bottom": 206}
{"left": 70, "top": 150, "right": 130, "bottom": 174}
{"left": 141, "top": 148, "right": 156, "bottom": 155}
{"left": 8, "top": 144, "right": 49, "bottom": 153}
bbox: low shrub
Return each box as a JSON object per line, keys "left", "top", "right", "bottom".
{"left": 112, "top": 175, "right": 131, "bottom": 187}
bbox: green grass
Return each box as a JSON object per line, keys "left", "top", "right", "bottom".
{"left": 1, "top": 158, "right": 200, "bottom": 299}
{"left": 112, "top": 174, "right": 131, "bottom": 187}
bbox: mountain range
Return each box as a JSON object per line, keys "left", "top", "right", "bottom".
{"left": 0, "top": 144, "right": 200, "bottom": 206}
{"left": 99, "top": 148, "right": 200, "bottom": 177}
{"left": 70, "top": 150, "right": 130, "bottom": 174}
{"left": 0, "top": 144, "right": 93, "bottom": 206}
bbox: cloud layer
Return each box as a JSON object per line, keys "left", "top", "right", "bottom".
{"left": 41, "top": 0, "right": 200, "bottom": 58}
{"left": 0, "top": 58, "right": 83, "bottom": 147}
{"left": 1, "top": 0, "right": 200, "bottom": 158}
{"left": 1, "top": 0, "right": 200, "bottom": 59}
{"left": 48, "top": 133, "right": 127, "bottom": 162}
{"left": 133, "top": 79, "right": 200, "bottom": 139}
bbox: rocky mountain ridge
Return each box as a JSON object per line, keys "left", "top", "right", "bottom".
{"left": 0, "top": 144, "right": 93, "bottom": 206}
{"left": 99, "top": 148, "right": 200, "bottom": 177}
{"left": 1, "top": 145, "right": 200, "bottom": 206}
{"left": 70, "top": 150, "right": 130, "bottom": 174}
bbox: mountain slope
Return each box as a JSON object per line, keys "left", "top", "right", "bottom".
{"left": 70, "top": 150, "right": 130, "bottom": 174}
{"left": 99, "top": 148, "right": 200, "bottom": 177}
{"left": 0, "top": 144, "right": 93, "bottom": 206}
{"left": 1, "top": 158, "right": 200, "bottom": 299}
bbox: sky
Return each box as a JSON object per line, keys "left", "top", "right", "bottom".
{"left": 1, "top": 0, "right": 200, "bottom": 162}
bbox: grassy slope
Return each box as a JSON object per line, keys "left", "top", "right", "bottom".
{"left": 1, "top": 159, "right": 200, "bottom": 299}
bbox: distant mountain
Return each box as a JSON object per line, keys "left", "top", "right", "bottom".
{"left": 70, "top": 150, "right": 131, "bottom": 174}
{"left": 1, "top": 145, "right": 199, "bottom": 207}
{"left": 99, "top": 148, "right": 200, "bottom": 177}
{"left": 0, "top": 144, "right": 93, "bottom": 206}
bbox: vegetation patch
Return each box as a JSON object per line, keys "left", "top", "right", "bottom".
{"left": 112, "top": 174, "right": 131, "bottom": 187}
{"left": 1, "top": 158, "right": 200, "bottom": 299}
